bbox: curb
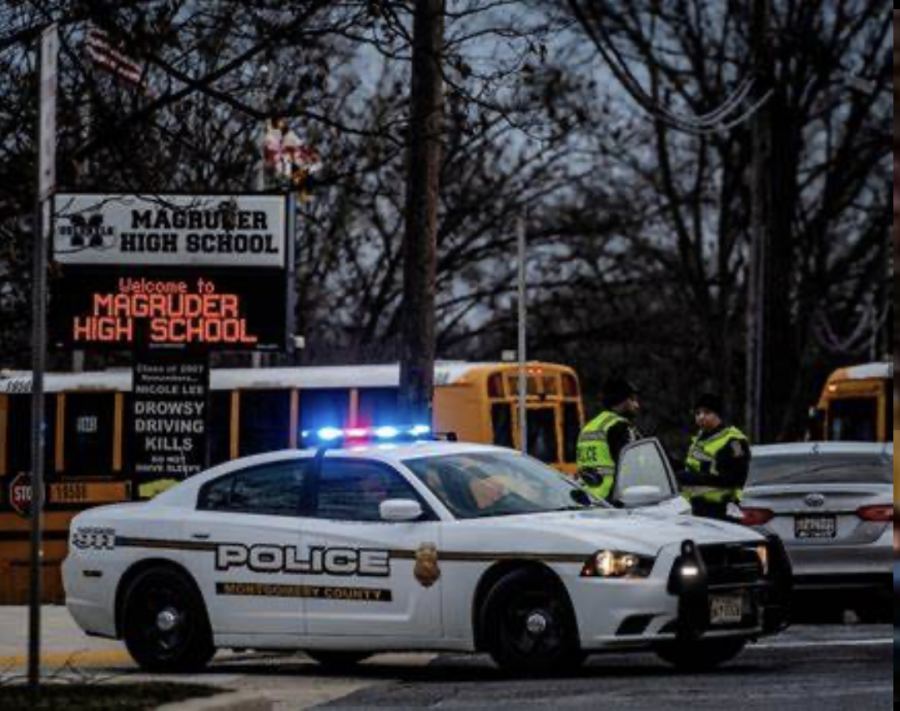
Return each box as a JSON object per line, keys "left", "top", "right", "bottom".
{"left": 155, "top": 690, "right": 272, "bottom": 711}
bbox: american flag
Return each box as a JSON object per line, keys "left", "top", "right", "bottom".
{"left": 85, "top": 27, "right": 148, "bottom": 91}
{"left": 264, "top": 122, "right": 323, "bottom": 180}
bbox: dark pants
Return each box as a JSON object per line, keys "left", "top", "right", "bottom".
{"left": 690, "top": 498, "right": 730, "bottom": 521}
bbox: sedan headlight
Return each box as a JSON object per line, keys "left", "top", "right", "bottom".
{"left": 580, "top": 550, "right": 654, "bottom": 578}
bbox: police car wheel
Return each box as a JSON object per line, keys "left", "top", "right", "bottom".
{"left": 305, "top": 650, "right": 373, "bottom": 669}
{"left": 122, "top": 566, "right": 215, "bottom": 673}
{"left": 481, "top": 568, "right": 584, "bottom": 676}
{"left": 654, "top": 638, "right": 746, "bottom": 671}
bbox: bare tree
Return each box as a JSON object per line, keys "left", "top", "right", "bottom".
{"left": 540, "top": 0, "right": 891, "bottom": 442}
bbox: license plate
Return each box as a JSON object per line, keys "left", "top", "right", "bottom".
{"left": 709, "top": 595, "right": 744, "bottom": 625}
{"left": 794, "top": 515, "right": 836, "bottom": 539}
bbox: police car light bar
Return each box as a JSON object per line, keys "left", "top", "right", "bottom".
{"left": 300, "top": 424, "right": 437, "bottom": 449}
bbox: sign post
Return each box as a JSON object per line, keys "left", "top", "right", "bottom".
{"left": 29, "top": 22, "right": 58, "bottom": 692}
{"left": 517, "top": 217, "right": 527, "bottom": 455}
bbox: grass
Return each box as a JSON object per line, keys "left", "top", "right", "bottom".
{"left": 0, "top": 682, "right": 225, "bottom": 710}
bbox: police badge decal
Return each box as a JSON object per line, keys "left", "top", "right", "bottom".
{"left": 413, "top": 542, "right": 441, "bottom": 588}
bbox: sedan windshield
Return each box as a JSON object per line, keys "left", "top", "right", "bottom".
{"left": 748, "top": 452, "right": 892, "bottom": 487}
{"left": 403, "top": 451, "right": 602, "bottom": 519}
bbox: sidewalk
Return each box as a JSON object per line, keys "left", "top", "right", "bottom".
{"left": 0, "top": 605, "right": 431, "bottom": 710}
{"left": 0, "top": 605, "right": 132, "bottom": 669}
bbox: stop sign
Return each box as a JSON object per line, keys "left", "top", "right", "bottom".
{"left": 9, "top": 473, "right": 41, "bottom": 517}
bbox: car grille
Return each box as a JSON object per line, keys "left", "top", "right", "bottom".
{"left": 699, "top": 543, "right": 764, "bottom": 587}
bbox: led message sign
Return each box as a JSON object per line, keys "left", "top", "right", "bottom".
{"left": 50, "top": 193, "right": 294, "bottom": 353}
{"left": 51, "top": 271, "right": 289, "bottom": 351}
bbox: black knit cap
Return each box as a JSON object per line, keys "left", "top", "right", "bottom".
{"left": 694, "top": 392, "right": 723, "bottom": 415}
{"left": 603, "top": 376, "right": 638, "bottom": 408}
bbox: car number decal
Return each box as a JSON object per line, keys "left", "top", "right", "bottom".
{"left": 72, "top": 527, "right": 117, "bottom": 550}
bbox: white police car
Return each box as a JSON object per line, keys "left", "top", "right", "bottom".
{"left": 63, "top": 430, "right": 790, "bottom": 675}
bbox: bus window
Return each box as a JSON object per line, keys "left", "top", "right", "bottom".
{"left": 300, "top": 389, "right": 350, "bottom": 432}
{"left": 240, "top": 390, "right": 291, "bottom": 456}
{"left": 357, "top": 388, "right": 400, "bottom": 426}
{"left": 208, "top": 391, "right": 232, "bottom": 465}
{"left": 562, "top": 374, "right": 578, "bottom": 397}
{"left": 828, "top": 398, "right": 877, "bottom": 441}
{"left": 491, "top": 403, "right": 513, "bottom": 447}
{"left": 7, "top": 394, "right": 57, "bottom": 476}
{"left": 507, "top": 375, "right": 540, "bottom": 396}
{"left": 64, "top": 393, "right": 115, "bottom": 476}
{"left": 527, "top": 408, "right": 559, "bottom": 464}
{"left": 562, "top": 402, "right": 581, "bottom": 463}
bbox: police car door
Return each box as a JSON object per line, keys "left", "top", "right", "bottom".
{"left": 184, "top": 458, "right": 313, "bottom": 637}
{"left": 613, "top": 438, "right": 690, "bottom": 514}
{"left": 304, "top": 457, "right": 442, "bottom": 638}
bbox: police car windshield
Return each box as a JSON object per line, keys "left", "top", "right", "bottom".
{"left": 403, "top": 451, "right": 605, "bottom": 519}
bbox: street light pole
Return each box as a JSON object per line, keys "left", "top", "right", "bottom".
{"left": 517, "top": 217, "right": 527, "bottom": 454}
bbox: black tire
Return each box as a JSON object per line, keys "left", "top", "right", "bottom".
{"left": 121, "top": 566, "right": 215, "bottom": 673}
{"left": 305, "top": 650, "right": 373, "bottom": 669}
{"left": 655, "top": 638, "right": 747, "bottom": 672}
{"left": 855, "top": 606, "right": 891, "bottom": 624}
{"left": 480, "top": 568, "right": 584, "bottom": 676}
{"left": 854, "top": 593, "right": 891, "bottom": 624}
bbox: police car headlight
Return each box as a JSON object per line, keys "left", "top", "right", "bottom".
{"left": 756, "top": 544, "right": 769, "bottom": 576}
{"left": 581, "top": 550, "right": 654, "bottom": 578}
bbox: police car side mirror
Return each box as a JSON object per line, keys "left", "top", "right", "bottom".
{"left": 620, "top": 485, "right": 663, "bottom": 508}
{"left": 380, "top": 499, "right": 424, "bottom": 522}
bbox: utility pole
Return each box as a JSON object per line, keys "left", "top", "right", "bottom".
{"left": 746, "top": 0, "right": 770, "bottom": 443}
{"left": 399, "top": 0, "right": 444, "bottom": 426}
{"left": 748, "top": 0, "right": 794, "bottom": 443}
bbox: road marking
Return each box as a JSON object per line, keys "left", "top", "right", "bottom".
{"left": 0, "top": 639, "right": 888, "bottom": 670}
{"left": 0, "top": 649, "right": 133, "bottom": 668}
{"left": 753, "top": 638, "right": 892, "bottom": 650}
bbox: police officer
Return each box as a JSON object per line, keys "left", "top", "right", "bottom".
{"left": 576, "top": 376, "right": 642, "bottom": 501}
{"left": 680, "top": 393, "right": 751, "bottom": 520}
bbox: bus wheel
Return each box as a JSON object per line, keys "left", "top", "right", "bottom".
{"left": 122, "top": 566, "right": 214, "bottom": 673}
{"left": 480, "top": 568, "right": 584, "bottom": 676}
{"left": 305, "top": 650, "right": 373, "bottom": 669}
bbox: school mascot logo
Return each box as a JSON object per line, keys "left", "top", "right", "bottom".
{"left": 413, "top": 542, "right": 441, "bottom": 588}
{"left": 58, "top": 213, "right": 115, "bottom": 251}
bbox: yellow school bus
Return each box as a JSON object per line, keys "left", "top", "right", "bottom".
{"left": 0, "top": 361, "right": 583, "bottom": 603}
{"left": 816, "top": 361, "right": 893, "bottom": 442}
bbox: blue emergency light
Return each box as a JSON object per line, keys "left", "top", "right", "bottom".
{"left": 300, "top": 424, "right": 434, "bottom": 449}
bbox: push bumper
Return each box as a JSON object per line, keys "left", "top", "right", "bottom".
{"left": 666, "top": 535, "right": 792, "bottom": 640}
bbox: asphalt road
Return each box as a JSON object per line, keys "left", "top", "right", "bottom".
{"left": 207, "top": 625, "right": 893, "bottom": 711}
{"left": 0, "top": 608, "right": 892, "bottom": 710}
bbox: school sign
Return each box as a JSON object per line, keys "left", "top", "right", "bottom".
{"left": 51, "top": 193, "right": 295, "bottom": 351}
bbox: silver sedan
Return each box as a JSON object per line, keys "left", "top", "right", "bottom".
{"left": 740, "top": 442, "right": 892, "bottom": 621}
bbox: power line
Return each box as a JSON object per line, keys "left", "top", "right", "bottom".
{"left": 567, "top": 0, "right": 771, "bottom": 135}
